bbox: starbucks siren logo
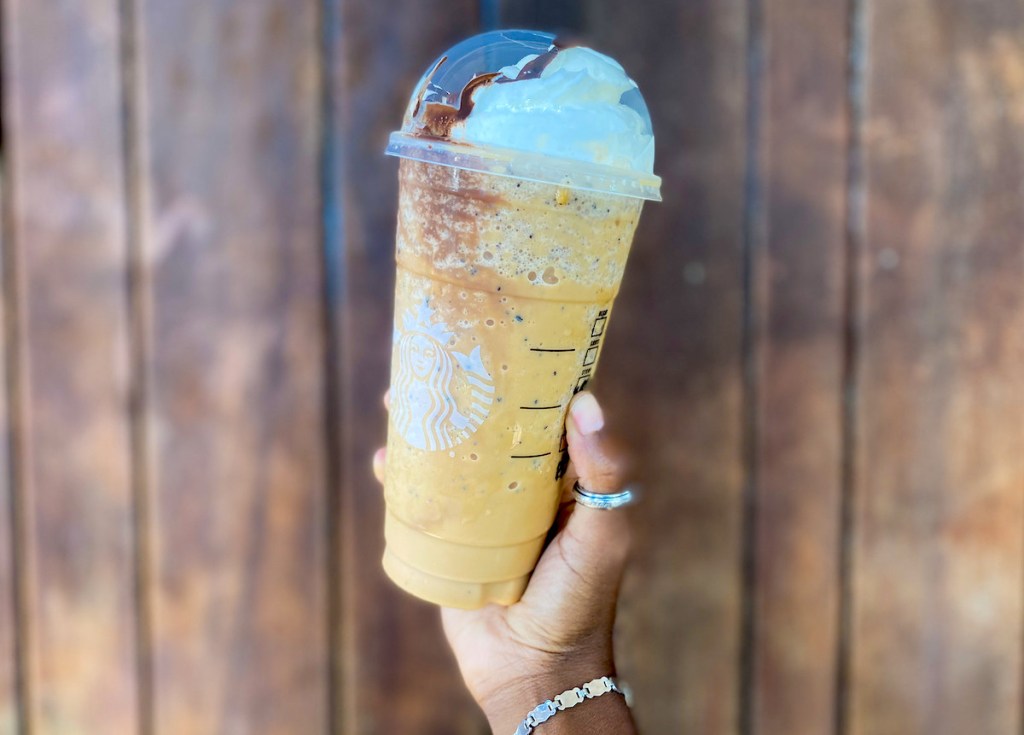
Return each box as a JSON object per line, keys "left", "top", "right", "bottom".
{"left": 392, "top": 301, "right": 494, "bottom": 451}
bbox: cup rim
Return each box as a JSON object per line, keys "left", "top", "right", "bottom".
{"left": 386, "top": 132, "right": 663, "bottom": 202}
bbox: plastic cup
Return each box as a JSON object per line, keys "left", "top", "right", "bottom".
{"left": 382, "top": 30, "right": 661, "bottom": 609}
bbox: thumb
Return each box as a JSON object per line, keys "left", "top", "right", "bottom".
{"left": 559, "top": 392, "right": 632, "bottom": 589}
{"left": 566, "top": 392, "right": 624, "bottom": 493}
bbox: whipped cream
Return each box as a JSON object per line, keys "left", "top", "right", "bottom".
{"left": 448, "top": 47, "right": 655, "bottom": 174}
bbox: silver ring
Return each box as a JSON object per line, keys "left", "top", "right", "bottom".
{"left": 572, "top": 480, "right": 636, "bottom": 510}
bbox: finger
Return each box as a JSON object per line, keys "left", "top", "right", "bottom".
{"left": 372, "top": 446, "right": 386, "bottom": 484}
{"left": 559, "top": 392, "right": 632, "bottom": 584}
{"left": 383, "top": 389, "right": 391, "bottom": 411}
{"left": 565, "top": 392, "right": 623, "bottom": 492}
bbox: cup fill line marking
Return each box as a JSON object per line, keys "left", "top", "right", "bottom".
{"left": 511, "top": 452, "right": 553, "bottom": 459}
{"left": 530, "top": 347, "right": 576, "bottom": 353}
{"left": 520, "top": 404, "right": 562, "bottom": 411}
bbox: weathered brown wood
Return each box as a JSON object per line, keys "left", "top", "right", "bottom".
{"left": 138, "top": 3, "right": 329, "bottom": 733}
{"left": 1, "top": 2, "right": 1021, "bottom": 734}
{"left": 750, "top": 0, "right": 847, "bottom": 733}
{"left": 849, "top": 2, "right": 1024, "bottom": 734}
{"left": 0, "top": 179, "right": 17, "bottom": 735}
{"left": 328, "top": 2, "right": 486, "bottom": 732}
{"left": 0, "top": 472, "right": 12, "bottom": 733}
{"left": 2, "top": 0, "right": 140, "bottom": 732}
{"left": 584, "top": 2, "right": 748, "bottom": 733}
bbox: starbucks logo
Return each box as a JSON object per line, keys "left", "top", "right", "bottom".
{"left": 392, "top": 302, "right": 495, "bottom": 452}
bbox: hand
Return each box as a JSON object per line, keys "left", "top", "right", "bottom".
{"left": 373, "top": 391, "right": 637, "bottom": 734}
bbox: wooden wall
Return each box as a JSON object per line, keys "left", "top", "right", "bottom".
{"left": 1, "top": 0, "right": 1022, "bottom": 733}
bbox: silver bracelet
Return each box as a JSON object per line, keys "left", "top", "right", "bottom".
{"left": 513, "top": 676, "right": 628, "bottom": 734}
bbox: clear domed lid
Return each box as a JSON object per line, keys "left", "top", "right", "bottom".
{"left": 386, "top": 30, "right": 662, "bottom": 202}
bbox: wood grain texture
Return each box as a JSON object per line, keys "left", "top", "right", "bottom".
{"left": 1, "top": 2, "right": 1022, "bottom": 734}
{"left": 750, "top": 0, "right": 847, "bottom": 732}
{"left": 583, "top": 1, "right": 748, "bottom": 733}
{"left": 2, "top": 0, "right": 140, "bottom": 732}
{"left": 0, "top": 178, "right": 17, "bottom": 735}
{"left": 327, "top": 1, "right": 487, "bottom": 732}
{"left": 848, "top": 1, "right": 1024, "bottom": 733}
{"left": 138, "top": 2, "right": 329, "bottom": 732}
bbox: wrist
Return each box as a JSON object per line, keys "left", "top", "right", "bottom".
{"left": 479, "top": 655, "right": 634, "bottom": 734}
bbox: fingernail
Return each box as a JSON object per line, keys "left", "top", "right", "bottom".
{"left": 570, "top": 392, "right": 604, "bottom": 435}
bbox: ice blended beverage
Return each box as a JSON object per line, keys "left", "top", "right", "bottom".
{"left": 382, "top": 30, "right": 661, "bottom": 608}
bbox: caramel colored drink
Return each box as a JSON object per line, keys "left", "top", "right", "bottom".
{"left": 383, "top": 160, "right": 643, "bottom": 607}
{"left": 382, "top": 30, "right": 660, "bottom": 608}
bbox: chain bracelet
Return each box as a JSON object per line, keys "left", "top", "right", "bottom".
{"left": 513, "top": 676, "right": 627, "bottom": 734}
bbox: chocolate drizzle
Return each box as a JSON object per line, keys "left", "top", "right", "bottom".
{"left": 457, "top": 72, "right": 501, "bottom": 119}
{"left": 419, "top": 72, "right": 499, "bottom": 137}
{"left": 412, "top": 41, "right": 564, "bottom": 139}
{"left": 411, "top": 55, "right": 448, "bottom": 120}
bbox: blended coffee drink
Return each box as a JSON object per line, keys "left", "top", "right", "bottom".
{"left": 382, "top": 30, "right": 661, "bottom": 608}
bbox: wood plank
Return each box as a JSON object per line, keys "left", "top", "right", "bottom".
{"left": 0, "top": 178, "right": 17, "bottom": 735}
{"left": 498, "top": 0, "right": 585, "bottom": 33}
{"left": 849, "top": 1, "right": 1024, "bottom": 733}
{"left": 2, "top": 0, "right": 140, "bottom": 732}
{"left": 327, "top": 1, "right": 485, "bottom": 732}
{"left": 138, "top": 3, "right": 329, "bottom": 732}
{"left": 584, "top": 2, "right": 748, "bottom": 733}
{"left": 750, "top": 0, "right": 847, "bottom": 732}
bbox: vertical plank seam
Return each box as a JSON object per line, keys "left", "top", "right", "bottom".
{"left": 478, "top": 0, "right": 500, "bottom": 31}
{"left": 117, "top": 0, "right": 154, "bottom": 732}
{"left": 836, "top": 0, "right": 868, "bottom": 733}
{"left": 740, "top": 0, "right": 766, "bottom": 732}
{"left": 318, "top": 1, "right": 345, "bottom": 733}
{"left": 1, "top": 2, "right": 36, "bottom": 730}
{"left": 0, "top": 30, "right": 11, "bottom": 735}
{"left": 0, "top": 167, "right": 20, "bottom": 735}
{"left": 0, "top": 150, "right": 29, "bottom": 735}
{"left": 1015, "top": 22, "right": 1024, "bottom": 735}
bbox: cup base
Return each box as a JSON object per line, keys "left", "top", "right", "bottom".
{"left": 382, "top": 548, "right": 530, "bottom": 609}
